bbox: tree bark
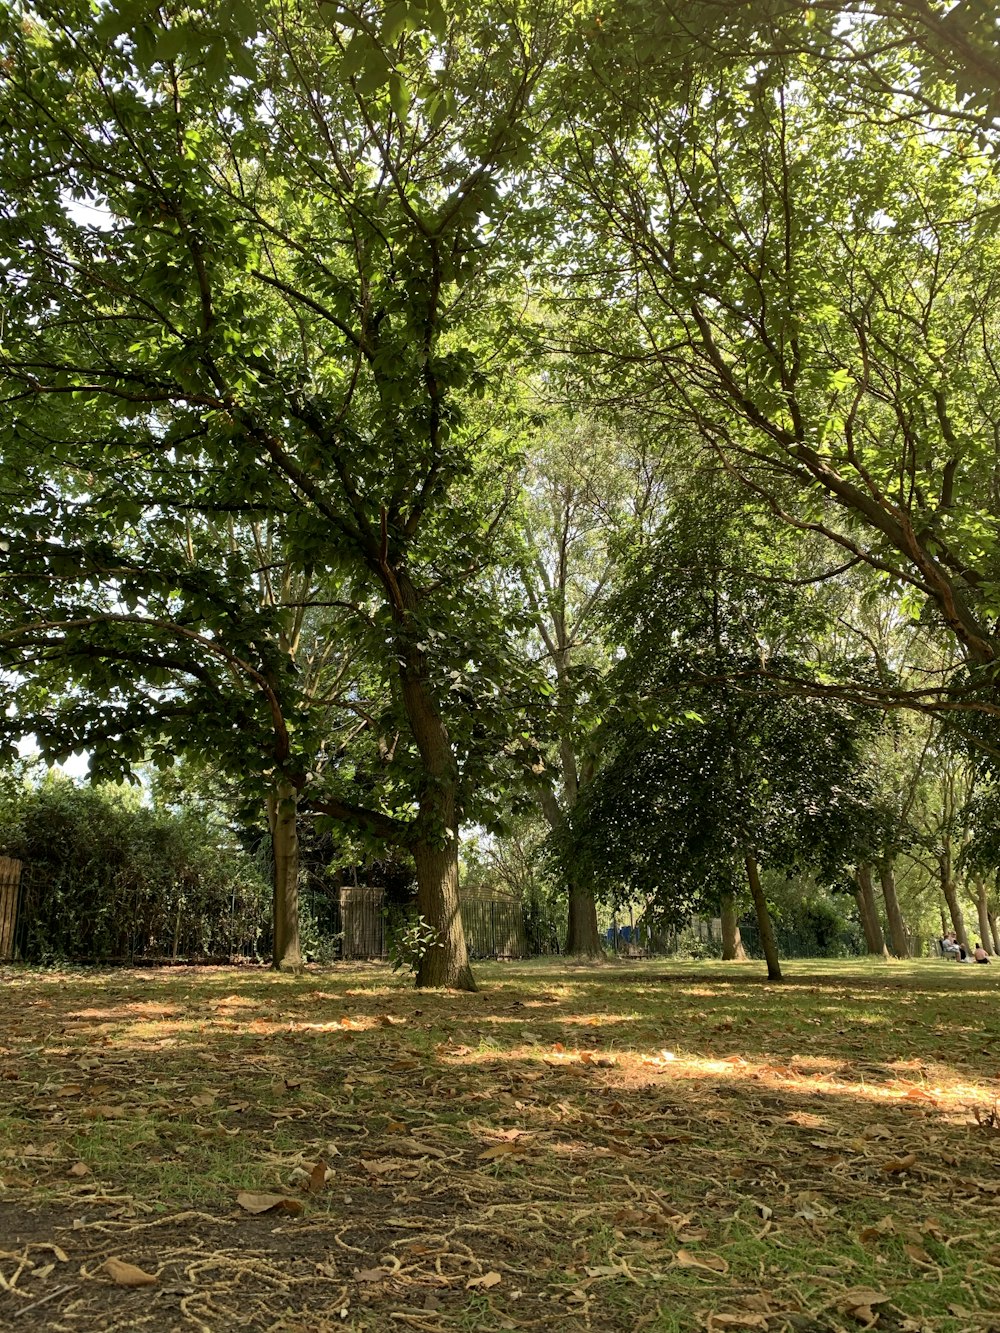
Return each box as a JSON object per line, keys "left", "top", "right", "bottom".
{"left": 974, "top": 877, "right": 992, "bottom": 955}
{"left": 744, "top": 851, "right": 781, "bottom": 980}
{"left": 266, "top": 779, "right": 302, "bottom": 971}
{"left": 720, "top": 889, "right": 747, "bottom": 961}
{"left": 392, "top": 606, "right": 476, "bottom": 990}
{"left": 412, "top": 827, "right": 476, "bottom": 989}
{"left": 564, "top": 879, "right": 603, "bottom": 956}
{"left": 854, "top": 862, "right": 888, "bottom": 956}
{"left": 940, "top": 874, "right": 970, "bottom": 953}
{"left": 878, "top": 858, "right": 909, "bottom": 958}
{"left": 989, "top": 910, "right": 1000, "bottom": 958}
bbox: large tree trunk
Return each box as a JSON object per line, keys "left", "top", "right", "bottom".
{"left": 393, "top": 598, "right": 476, "bottom": 991}
{"left": 854, "top": 862, "right": 888, "bottom": 957}
{"left": 412, "top": 827, "right": 476, "bottom": 989}
{"left": 989, "top": 910, "right": 1000, "bottom": 957}
{"left": 878, "top": 858, "right": 909, "bottom": 958}
{"left": 940, "top": 874, "right": 970, "bottom": 953}
{"left": 565, "top": 879, "right": 603, "bottom": 956}
{"left": 974, "top": 877, "right": 993, "bottom": 955}
{"left": 720, "top": 889, "right": 747, "bottom": 961}
{"left": 744, "top": 851, "right": 781, "bottom": 981}
{"left": 266, "top": 779, "right": 302, "bottom": 971}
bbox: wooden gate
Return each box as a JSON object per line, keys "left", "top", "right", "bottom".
{"left": 339, "top": 886, "right": 385, "bottom": 958}
{"left": 0, "top": 857, "right": 22, "bottom": 962}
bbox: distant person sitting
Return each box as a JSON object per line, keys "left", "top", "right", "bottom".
{"left": 941, "top": 932, "right": 963, "bottom": 961}
{"left": 973, "top": 942, "right": 991, "bottom": 964}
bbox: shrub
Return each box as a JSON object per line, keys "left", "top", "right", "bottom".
{"left": 0, "top": 774, "right": 270, "bottom": 962}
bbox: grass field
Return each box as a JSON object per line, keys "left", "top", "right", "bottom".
{"left": 1, "top": 956, "right": 998, "bottom": 1332}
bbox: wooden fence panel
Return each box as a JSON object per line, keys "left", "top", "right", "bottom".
{"left": 0, "top": 857, "right": 22, "bottom": 962}
{"left": 340, "top": 886, "right": 385, "bottom": 959}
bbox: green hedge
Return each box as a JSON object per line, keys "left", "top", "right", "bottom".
{"left": 0, "top": 775, "right": 270, "bottom": 962}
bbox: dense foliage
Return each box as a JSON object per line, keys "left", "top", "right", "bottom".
{"left": 2, "top": 0, "right": 1000, "bottom": 975}
{"left": 0, "top": 775, "right": 270, "bottom": 962}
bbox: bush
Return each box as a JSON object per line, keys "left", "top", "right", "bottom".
{"left": 0, "top": 774, "right": 270, "bottom": 962}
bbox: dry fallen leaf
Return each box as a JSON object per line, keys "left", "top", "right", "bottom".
{"left": 235, "top": 1191, "right": 304, "bottom": 1216}
{"left": 100, "top": 1257, "right": 157, "bottom": 1288}
{"left": 308, "top": 1160, "right": 328, "bottom": 1193}
{"left": 479, "top": 1141, "right": 529, "bottom": 1161}
{"left": 354, "top": 1267, "right": 390, "bottom": 1283}
{"left": 838, "top": 1288, "right": 890, "bottom": 1309}
{"left": 68, "top": 1162, "right": 90, "bottom": 1178}
{"left": 882, "top": 1152, "right": 918, "bottom": 1174}
{"left": 676, "top": 1249, "right": 729, "bottom": 1274}
{"left": 903, "top": 1243, "right": 934, "bottom": 1265}
{"left": 579, "top": 1051, "right": 616, "bottom": 1068}
{"left": 466, "top": 1271, "right": 502, "bottom": 1289}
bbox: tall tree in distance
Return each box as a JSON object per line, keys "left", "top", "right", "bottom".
{"left": 562, "top": 481, "right": 881, "bottom": 981}
{"left": 516, "top": 413, "right": 667, "bottom": 956}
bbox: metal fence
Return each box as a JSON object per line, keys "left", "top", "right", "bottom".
{"left": 7, "top": 860, "right": 269, "bottom": 964}
{"left": 732, "top": 921, "right": 865, "bottom": 961}
{"left": 297, "top": 885, "right": 532, "bottom": 961}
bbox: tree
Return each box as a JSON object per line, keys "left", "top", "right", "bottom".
{"left": 0, "top": 497, "right": 336, "bottom": 968}
{"left": 557, "top": 33, "right": 1000, "bottom": 719}
{"left": 561, "top": 484, "right": 880, "bottom": 980}
{"left": 515, "top": 413, "right": 667, "bottom": 955}
{"left": 0, "top": 0, "right": 568, "bottom": 987}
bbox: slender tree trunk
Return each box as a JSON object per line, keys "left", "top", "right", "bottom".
{"left": 989, "top": 910, "right": 1000, "bottom": 958}
{"left": 266, "top": 779, "right": 302, "bottom": 971}
{"left": 937, "top": 835, "right": 970, "bottom": 952}
{"left": 744, "top": 851, "right": 781, "bottom": 980}
{"left": 974, "top": 877, "right": 992, "bottom": 955}
{"left": 720, "top": 889, "right": 747, "bottom": 961}
{"left": 538, "top": 785, "right": 604, "bottom": 960}
{"left": 172, "top": 895, "right": 184, "bottom": 961}
{"left": 565, "top": 879, "right": 603, "bottom": 956}
{"left": 854, "top": 862, "right": 888, "bottom": 956}
{"left": 878, "top": 858, "right": 909, "bottom": 958}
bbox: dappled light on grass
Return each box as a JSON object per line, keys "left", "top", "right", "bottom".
{"left": 2, "top": 958, "right": 999, "bottom": 1332}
